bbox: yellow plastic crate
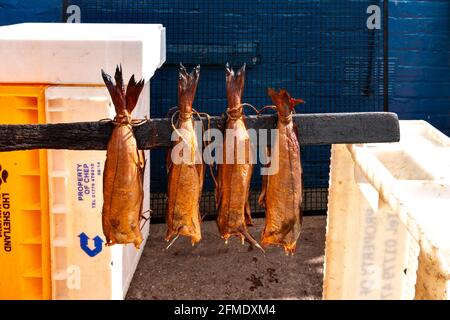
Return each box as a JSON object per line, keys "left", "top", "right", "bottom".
{"left": 0, "top": 85, "right": 51, "bottom": 300}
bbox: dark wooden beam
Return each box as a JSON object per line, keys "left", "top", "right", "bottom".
{"left": 0, "top": 112, "right": 399, "bottom": 152}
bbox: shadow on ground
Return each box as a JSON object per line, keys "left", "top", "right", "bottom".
{"left": 126, "top": 216, "right": 326, "bottom": 300}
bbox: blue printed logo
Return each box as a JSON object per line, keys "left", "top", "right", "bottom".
{"left": 78, "top": 232, "right": 104, "bottom": 257}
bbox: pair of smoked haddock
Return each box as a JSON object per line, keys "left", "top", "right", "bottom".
{"left": 165, "top": 64, "right": 304, "bottom": 255}
{"left": 99, "top": 64, "right": 303, "bottom": 255}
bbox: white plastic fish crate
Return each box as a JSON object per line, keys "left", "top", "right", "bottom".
{"left": 0, "top": 23, "right": 166, "bottom": 85}
{"left": 45, "top": 86, "right": 151, "bottom": 299}
{"left": 0, "top": 22, "right": 165, "bottom": 300}
{"left": 323, "top": 120, "right": 450, "bottom": 300}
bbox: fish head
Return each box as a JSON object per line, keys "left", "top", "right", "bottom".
{"left": 267, "top": 88, "right": 305, "bottom": 118}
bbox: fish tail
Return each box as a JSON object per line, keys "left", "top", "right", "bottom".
{"left": 178, "top": 63, "right": 200, "bottom": 112}
{"left": 125, "top": 74, "right": 145, "bottom": 113}
{"left": 101, "top": 65, "right": 126, "bottom": 115}
{"left": 225, "top": 63, "right": 246, "bottom": 104}
{"left": 102, "top": 65, "right": 145, "bottom": 116}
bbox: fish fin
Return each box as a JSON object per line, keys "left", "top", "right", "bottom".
{"left": 258, "top": 146, "right": 271, "bottom": 208}
{"left": 125, "top": 74, "right": 145, "bottom": 113}
{"left": 215, "top": 189, "right": 222, "bottom": 211}
{"left": 236, "top": 63, "right": 246, "bottom": 94}
{"left": 225, "top": 62, "right": 233, "bottom": 77}
{"left": 138, "top": 150, "right": 146, "bottom": 193}
{"left": 165, "top": 148, "right": 173, "bottom": 174}
{"left": 245, "top": 163, "right": 254, "bottom": 226}
{"left": 214, "top": 189, "right": 219, "bottom": 209}
{"left": 101, "top": 65, "right": 126, "bottom": 114}
{"left": 138, "top": 149, "right": 146, "bottom": 170}
{"left": 289, "top": 97, "right": 305, "bottom": 108}
{"left": 300, "top": 171, "right": 304, "bottom": 226}
{"left": 136, "top": 150, "right": 146, "bottom": 226}
{"left": 225, "top": 63, "right": 246, "bottom": 107}
{"left": 284, "top": 243, "right": 297, "bottom": 256}
{"left": 225, "top": 61, "right": 246, "bottom": 78}
{"left": 214, "top": 167, "right": 222, "bottom": 210}
{"left": 114, "top": 64, "right": 125, "bottom": 96}
{"left": 238, "top": 225, "right": 265, "bottom": 254}
{"left": 258, "top": 176, "right": 267, "bottom": 208}
{"left": 245, "top": 200, "right": 253, "bottom": 226}
{"left": 267, "top": 87, "right": 305, "bottom": 110}
{"left": 196, "top": 162, "right": 205, "bottom": 201}
{"left": 294, "top": 122, "right": 299, "bottom": 138}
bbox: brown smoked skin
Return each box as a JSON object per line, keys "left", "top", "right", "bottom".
{"left": 165, "top": 65, "right": 203, "bottom": 245}
{"left": 259, "top": 88, "right": 304, "bottom": 255}
{"left": 216, "top": 64, "right": 257, "bottom": 246}
{"left": 101, "top": 66, "right": 146, "bottom": 249}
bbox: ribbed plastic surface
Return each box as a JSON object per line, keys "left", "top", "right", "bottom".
{"left": 324, "top": 121, "right": 450, "bottom": 299}
{"left": 45, "top": 86, "right": 151, "bottom": 300}
{"left": 0, "top": 85, "right": 51, "bottom": 300}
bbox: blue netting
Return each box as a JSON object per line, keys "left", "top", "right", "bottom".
{"left": 65, "top": 0, "right": 385, "bottom": 216}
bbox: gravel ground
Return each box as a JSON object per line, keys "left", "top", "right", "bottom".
{"left": 126, "top": 216, "right": 326, "bottom": 300}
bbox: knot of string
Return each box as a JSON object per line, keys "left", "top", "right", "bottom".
{"left": 278, "top": 111, "right": 294, "bottom": 124}
{"left": 98, "top": 115, "right": 149, "bottom": 127}
{"left": 226, "top": 105, "right": 243, "bottom": 120}
{"left": 112, "top": 114, "right": 132, "bottom": 126}
{"left": 257, "top": 104, "right": 294, "bottom": 124}
{"left": 179, "top": 110, "right": 193, "bottom": 121}
{"left": 226, "top": 102, "right": 260, "bottom": 120}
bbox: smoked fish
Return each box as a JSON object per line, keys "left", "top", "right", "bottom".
{"left": 101, "top": 65, "right": 146, "bottom": 249}
{"left": 216, "top": 64, "right": 261, "bottom": 250}
{"left": 166, "top": 64, "right": 204, "bottom": 245}
{"left": 258, "top": 88, "right": 304, "bottom": 255}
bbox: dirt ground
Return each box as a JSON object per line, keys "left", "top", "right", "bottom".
{"left": 126, "top": 216, "right": 326, "bottom": 300}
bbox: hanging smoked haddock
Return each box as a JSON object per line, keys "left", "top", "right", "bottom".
{"left": 166, "top": 64, "right": 204, "bottom": 245}
{"left": 258, "top": 88, "right": 304, "bottom": 255}
{"left": 216, "top": 63, "right": 263, "bottom": 252}
{"left": 101, "top": 65, "right": 146, "bottom": 249}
